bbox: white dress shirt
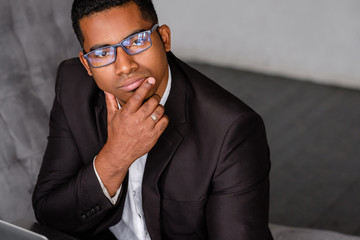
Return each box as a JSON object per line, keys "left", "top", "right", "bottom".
{"left": 94, "top": 67, "right": 172, "bottom": 240}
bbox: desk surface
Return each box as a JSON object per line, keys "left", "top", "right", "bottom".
{"left": 12, "top": 220, "right": 78, "bottom": 240}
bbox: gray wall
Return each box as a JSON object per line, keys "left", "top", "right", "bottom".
{"left": 0, "top": 0, "right": 79, "bottom": 222}
{"left": 154, "top": 0, "right": 360, "bottom": 89}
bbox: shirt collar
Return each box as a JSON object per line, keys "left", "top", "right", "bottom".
{"left": 159, "top": 65, "right": 172, "bottom": 106}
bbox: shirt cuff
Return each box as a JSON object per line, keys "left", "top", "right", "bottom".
{"left": 93, "top": 156, "right": 121, "bottom": 205}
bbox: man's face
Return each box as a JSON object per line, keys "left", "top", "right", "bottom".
{"left": 79, "top": 2, "right": 171, "bottom": 105}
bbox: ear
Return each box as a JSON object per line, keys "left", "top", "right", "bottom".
{"left": 79, "top": 51, "right": 93, "bottom": 76}
{"left": 158, "top": 24, "right": 171, "bottom": 52}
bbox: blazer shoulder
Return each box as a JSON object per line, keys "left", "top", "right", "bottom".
{"left": 54, "top": 57, "right": 99, "bottom": 105}
{"left": 56, "top": 57, "right": 85, "bottom": 79}
{"left": 168, "top": 53, "right": 258, "bottom": 123}
{"left": 55, "top": 57, "right": 88, "bottom": 88}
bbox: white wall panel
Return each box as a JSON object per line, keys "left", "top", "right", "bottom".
{"left": 154, "top": 0, "right": 360, "bottom": 89}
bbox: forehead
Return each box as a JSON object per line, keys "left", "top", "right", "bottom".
{"left": 80, "top": 2, "right": 153, "bottom": 50}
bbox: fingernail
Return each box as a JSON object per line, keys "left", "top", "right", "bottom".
{"left": 148, "top": 77, "right": 155, "bottom": 85}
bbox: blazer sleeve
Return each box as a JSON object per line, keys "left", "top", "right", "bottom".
{"left": 206, "top": 111, "right": 272, "bottom": 240}
{"left": 32, "top": 61, "right": 125, "bottom": 238}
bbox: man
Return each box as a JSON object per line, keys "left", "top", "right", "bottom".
{"left": 33, "top": 0, "right": 273, "bottom": 239}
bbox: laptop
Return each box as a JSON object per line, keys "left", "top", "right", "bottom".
{"left": 0, "top": 220, "right": 48, "bottom": 240}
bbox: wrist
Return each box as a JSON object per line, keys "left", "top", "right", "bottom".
{"left": 96, "top": 144, "right": 131, "bottom": 175}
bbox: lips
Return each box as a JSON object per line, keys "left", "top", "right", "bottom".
{"left": 119, "top": 77, "right": 146, "bottom": 91}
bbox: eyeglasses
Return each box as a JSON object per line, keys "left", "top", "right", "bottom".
{"left": 83, "top": 24, "right": 159, "bottom": 68}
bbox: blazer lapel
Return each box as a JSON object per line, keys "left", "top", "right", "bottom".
{"left": 94, "top": 91, "right": 107, "bottom": 147}
{"left": 142, "top": 127, "right": 183, "bottom": 239}
{"left": 142, "top": 52, "right": 189, "bottom": 239}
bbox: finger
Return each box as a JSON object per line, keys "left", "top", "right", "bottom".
{"left": 148, "top": 104, "right": 165, "bottom": 124}
{"left": 140, "top": 94, "right": 161, "bottom": 117}
{"left": 124, "top": 77, "right": 156, "bottom": 112}
{"left": 104, "top": 91, "right": 118, "bottom": 120}
{"left": 153, "top": 115, "right": 169, "bottom": 135}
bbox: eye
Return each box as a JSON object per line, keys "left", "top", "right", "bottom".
{"left": 132, "top": 39, "right": 144, "bottom": 46}
{"left": 94, "top": 48, "right": 111, "bottom": 58}
{"left": 131, "top": 33, "right": 148, "bottom": 46}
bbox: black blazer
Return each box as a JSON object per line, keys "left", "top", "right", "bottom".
{"left": 33, "top": 52, "right": 273, "bottom": 240}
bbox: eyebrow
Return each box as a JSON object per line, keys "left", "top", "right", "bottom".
{"left": 89, "top": 28, "right": 148, "bottom": 52}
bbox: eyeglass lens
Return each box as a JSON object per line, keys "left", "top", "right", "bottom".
{"left": 86, "top": 31, "right": 152, "bottom": 68}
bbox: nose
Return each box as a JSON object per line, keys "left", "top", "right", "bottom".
{"left": 114, "top": 47, "right": 138, "bottom": 75}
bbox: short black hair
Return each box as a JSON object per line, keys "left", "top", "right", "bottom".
{"left": 71, "top": 0, "right": 158, "bottom": 48}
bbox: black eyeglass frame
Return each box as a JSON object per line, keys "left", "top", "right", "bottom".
{"left": 83, "top": 23, "right": 159, "bottom": 68}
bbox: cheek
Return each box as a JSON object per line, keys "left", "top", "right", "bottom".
{"left": 139, "top": 49, "right": 167, "bottom": 78}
